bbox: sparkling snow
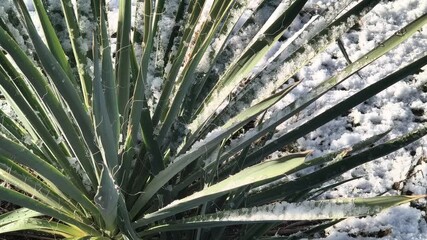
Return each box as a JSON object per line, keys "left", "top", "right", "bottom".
{"left": 15, "top": 0, "right": 427, "bottom": 239}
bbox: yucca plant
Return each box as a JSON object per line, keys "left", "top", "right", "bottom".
{"left": 0, "top": 0, "right": 426, "bottom": 239}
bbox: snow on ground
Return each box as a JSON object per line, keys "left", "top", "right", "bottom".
{"left": 325, "top": 205, "right": 427, "bottom": 240}
{"left": 290, "top": 0, "right": 427, "bottom": 239}
{"left": 15, "top": 0, "right": 427, "bottom": 239}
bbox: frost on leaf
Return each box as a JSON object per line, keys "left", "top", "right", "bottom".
{"left": 185, "top": 199, "right": 383, "bottom": 223}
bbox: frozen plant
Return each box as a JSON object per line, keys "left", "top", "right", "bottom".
{"left": 0, "top": 0, "right": 426, "bottom": 239}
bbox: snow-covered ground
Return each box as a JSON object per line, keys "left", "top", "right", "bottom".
{"left": 292, "top": 1, "right": 427, "bottom": 239}
{"left": 16, "top": 0, "right": 427, "bottom": 239}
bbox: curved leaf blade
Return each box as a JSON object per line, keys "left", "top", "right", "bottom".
{"left": 133, "top": 154, "right": 306, "bottom": 226}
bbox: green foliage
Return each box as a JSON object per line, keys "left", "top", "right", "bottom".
{"left": 0, "top": 0, "right": 425, "bottom": 239}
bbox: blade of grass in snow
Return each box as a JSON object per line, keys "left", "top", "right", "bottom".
{"left": 156, "top": 0, "right": 237, "bottom": 146}
{"left": 139, "top": 195, "right": 424, "bottom": 235}
{"left": 132, "top": 154, "right": 306, "bottom": 224}
{"left": 129, "top": 83, "right": 297, "bottom": 217}
{"left": 4, "top": 4, "right": 102, "bottom": 186}
{"left": 59, "top": 0, "right": 92, "bottom": 108}
{"left": 218, "top": 13, "right": 427, "bottom": 165}
{"left": 248, "top": 124, "right": 427, "bottom": 205}
{"left": 0, "top": 67, "right": 91, "bottom": 192}
{"left": 187, "top": 0, "right": 308, "bottom": 136}
{"left": 116, "top": 0, "right": 132, "bottom": 118}
{"left": 245, "top": 53, "right": 427, "bottom": 166}
{"left": 31, "top": 0, "right": 76, "bottom": 84}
